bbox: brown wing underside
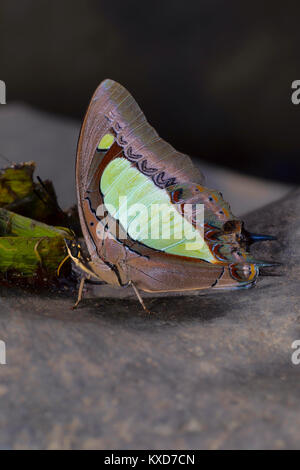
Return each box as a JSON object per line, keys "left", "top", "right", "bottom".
{"left": 75, "top": 79, "right": 258, "bottom": 292}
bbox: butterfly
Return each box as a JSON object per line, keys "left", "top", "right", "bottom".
{"left": 67, "top": 79, "right": 275, "bottom": 311}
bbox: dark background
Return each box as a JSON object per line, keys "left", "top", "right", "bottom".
{"left": 0, "top": 0, "right": 299, "bottom": 183}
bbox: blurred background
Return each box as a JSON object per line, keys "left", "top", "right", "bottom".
{"left": 0, "top": 0, "right": 299, "bottom": 185}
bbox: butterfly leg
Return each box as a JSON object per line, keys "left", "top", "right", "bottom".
{"left": 72, "top": 275, "right": 90, "bottom": 310}
{"left": 130, "top": 281, "right": 152, "bottom": 314}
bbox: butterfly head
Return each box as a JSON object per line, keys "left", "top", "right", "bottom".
{"left": 64, "top": 239, "right": 84, "bottom": 265}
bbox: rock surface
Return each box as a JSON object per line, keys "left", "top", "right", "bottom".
{"left": 0, "top": 188, "right": 299, "bottom": 449}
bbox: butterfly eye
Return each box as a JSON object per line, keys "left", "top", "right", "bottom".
{"left": 208, "top": 196, "right": 214, "bottom": 202}
{"left": 97, "top": 133, "right": 115, "bottom": 152}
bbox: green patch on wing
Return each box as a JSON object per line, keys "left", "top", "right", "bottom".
{"left": 100, "top": 158, "right": 215, "bottom": 262}
{"left": 97, "top": 133, "right": 115, "bottom": 151}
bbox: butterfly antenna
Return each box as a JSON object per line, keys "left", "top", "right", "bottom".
{"left": 56, "top": 253, "right": 71, "bottom": 277}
